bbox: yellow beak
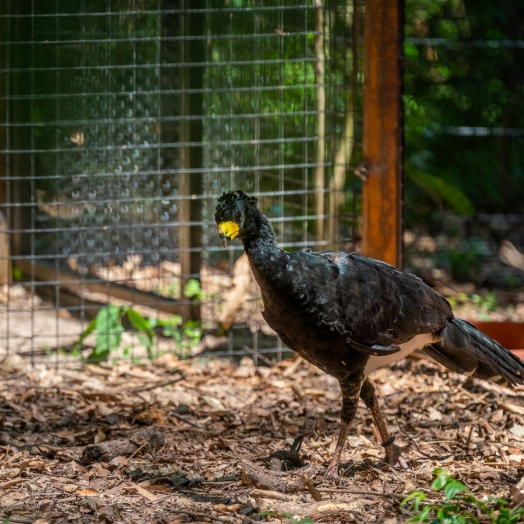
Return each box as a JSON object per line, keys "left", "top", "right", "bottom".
{"left": 218, "top": 221, "right": 240, "bottom": 248}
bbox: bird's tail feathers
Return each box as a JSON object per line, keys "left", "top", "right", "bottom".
{"left": 427, "top": 318, "right": 524, "bottom": 385}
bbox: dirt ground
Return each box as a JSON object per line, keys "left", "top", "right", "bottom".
{"left": 2, "top": 353, "right": 524, "bottom": 524}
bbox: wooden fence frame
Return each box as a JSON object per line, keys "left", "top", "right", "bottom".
{"left": 362, "top": 0, "right": 404, "bottom": 268}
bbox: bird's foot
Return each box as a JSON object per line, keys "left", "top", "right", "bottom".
{"left": 384, "top": 443, "right": 410, "bottom": 470}
{"left": 324, "top": 458, "right": 340, "bottom": 478}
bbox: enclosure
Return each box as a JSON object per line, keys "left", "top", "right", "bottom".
{"left": 0, "top": 0, "right": 378, "bottom": 365}
{"left": 1, "top": 0, "right": 524, "bottom": 523}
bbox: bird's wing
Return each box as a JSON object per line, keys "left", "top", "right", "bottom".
{"left": 286, "top": 250, "right": 453, "bottom": 356}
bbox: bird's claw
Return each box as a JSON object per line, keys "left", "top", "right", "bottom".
{"left": 324, "top": 460, "right": 340, "bottom": 478}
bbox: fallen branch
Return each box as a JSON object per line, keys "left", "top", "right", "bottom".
{"left": 173, "top": 509, "right": 233, "bottom": 523}
{"left": 171, "top": 411, "right": 203, "bottom": 429}
{"left": 317, "top": 487, "right": 404, "bottom": 500}
{"left": 82, "top": 439, "right": 138, "bottom": 465}
{"left": 250, "top": 488, "right": 290, "bottom": 500}
{"left": 0, "top": 477, "right": 26, "bottom": 489}
{"left": 240, "top": 459, "right": 308, "bottom": 493}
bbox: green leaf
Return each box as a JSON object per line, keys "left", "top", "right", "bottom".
{"left": 444, "top": 479, "right": 467, "bottom": 500}
{"left": 183, "top": 279, "right": 204, "bottom": 301}
{"left": 74, "top": 316, "right": 98, "bottom": 352}
{"left": 402, "top": 490, "right": 427, "bottom": 512}
{"left": 431, "top": 469, "right": 450, "bottom": 491}
{"left": 126, "top": 308, "right": 154, "bottom": 342}
{"left": 408, "top": 504, "right": 432, "bottom": 522}
{"left": 94, "top": 306, "right": 124, "bottom": 357}
{"left": 409, "top": 170, "right": 475, "bottom": 216}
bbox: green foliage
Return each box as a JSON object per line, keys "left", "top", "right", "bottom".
{"left": 183, "top": 279, "right": 205, "bottom": 302}
{"left": 404, "top": 0, "right": 524, "bottom": 221}
{"left": 93, "top": 306, "right": 125, "bottom": 361}
{"left": 402, "top": 468, "right": 524, "bottom": 523}
{"left": 409, "top": 170, "right": 475, "bottom": 216}
{"left": 283, "top": 515, "right": 316, "bottom": 524}
{"left": 470, "top": 292, "right": 498, "bottom": 313}
{"left": 448, "top": 291, "right": 498, "bottom": 320}
{"left": 73, "top": 305, "right": 202, "bottom": 363}
{"left": 12, "top": 267, "right": 23, "bottom": 282}
{"left": 432, "top": 242, "right": 485, "bottom": 282}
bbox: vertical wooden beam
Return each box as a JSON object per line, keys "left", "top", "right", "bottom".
{"left": 178, "top": 0, "right": 204, "bottom": 320}
{"left": 362, "top": 0, "right": 403, "bottom": 268}
{"left": 314, "top": 0, "right": 325, "bottom": 243}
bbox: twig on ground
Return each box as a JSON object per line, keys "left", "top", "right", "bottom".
{"left": 317, "top": 487, "right": 404, "bottom": 500}
{"left": 0, "top": 372, "right": 26, "bottom": 382}
{"left": 171, "top": 411, "right": 204, "bottom": 428}
{"left": 123, "top": 440, "right": 150, "bottom": 465}
{"left": 173, "top": 509, "right": 233, "bottom": 522}
{"left": 132, "top": 374, "right": 184, "bottom": 392}
{"left": 394, "top": 413, "right": 446, "bottom": 461}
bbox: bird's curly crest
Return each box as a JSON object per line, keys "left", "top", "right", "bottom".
{"left": 217, "top": 189, "right": 258, "bottom": 205}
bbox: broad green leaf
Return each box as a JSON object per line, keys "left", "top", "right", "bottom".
{"left": 409, "top": 170, "right": 475, "bottom": 216}
{"left": 444, "top": 479, "right": 467, "bottom": 500}
{"left": 73, "top": 316, "right": 97, "bottom": 351}
{"left": 94, "top": 306, "right": 124, "bottom": 357}
{"left": 431, "top": 469, "right": 450, "bottom": 491}
{"left": 126, "top": 309, "right": 154, "bottom": 342}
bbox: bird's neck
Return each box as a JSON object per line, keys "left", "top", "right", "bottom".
{"left": 241, "top": 210, "right": 287, "bottom": 286}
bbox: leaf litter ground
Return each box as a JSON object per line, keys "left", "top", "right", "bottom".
{"left": 1, "top": 353, "right": 524, "bottom": 524}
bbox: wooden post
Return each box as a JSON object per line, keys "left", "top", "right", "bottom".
{"left": 314, "top": 0, "right": 325, "bottom": 243}
{"left": 362, "top": 0, "right": 403, "bottom": 268}
{"left": 178, "top": 1, "right": 204, "bottom": 320}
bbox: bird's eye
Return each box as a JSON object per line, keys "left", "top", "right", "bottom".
{"left": 235, "top": 212, "right": 242, "bottom": 222}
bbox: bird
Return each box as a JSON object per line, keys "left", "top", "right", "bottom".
{"left": 214, "top": 189, "right": 524, "bottom": 476}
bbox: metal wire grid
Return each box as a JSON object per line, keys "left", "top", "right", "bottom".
{"left": 404, "top": 6, "right": 524, "bottom": 288}
{"left": 0, "top": 0, "right": 363, "bottom": 366}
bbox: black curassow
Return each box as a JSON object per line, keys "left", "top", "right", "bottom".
{"left": 215, "top": 190, "right": 524, "bottom": 476}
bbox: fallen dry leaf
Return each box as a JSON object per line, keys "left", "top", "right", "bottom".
{"left": 1, "top": 348, "right": 523, "bottom": 523}
{"left": 75, "top": 488, "right": 98, "bottom": 497}
{"left": 317, "top": 501, "right": 363, "bottom": 512}
{"left": 130, "top": 482, "right": 158, "bottom": 501}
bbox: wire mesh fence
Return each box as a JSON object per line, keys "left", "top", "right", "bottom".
{"left": 403, "top": 1, "right": 524, "bottom": 301}
{"left": 0, "top": 0, "right": 363, "bottom": 367}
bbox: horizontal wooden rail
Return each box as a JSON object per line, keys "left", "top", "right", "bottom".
{"left": 16, "top": 259, "right": 183, "bottom": 316}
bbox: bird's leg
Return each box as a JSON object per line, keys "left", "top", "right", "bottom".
{"left": 325, "top": 375, "right": 363, "bottom": 477}
{"left": 360, "top": 378, "right": 409, "bottom": 470}
{"left": 324, "top": 418, "right": 352, "bottom": 477}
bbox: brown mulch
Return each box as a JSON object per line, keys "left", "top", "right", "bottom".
{"left": 1, "top": 353, "right": 524, "bottom": 523}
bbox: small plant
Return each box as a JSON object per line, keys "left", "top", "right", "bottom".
{"left": 471, "top": 292, "right": 498, "bottom": 316}
{"left": 448, "top": 291, "right": 498, "bottom": 321}
{"left": 71, "top": 278, "right": 206, "bottom": 362}
{"left": 402, "top": 468, "right": 524, "bottom": 523}
{"left": 73, "top": 306, "right": 201, "bottom": 362}
{"left": 183, "top": 278, "right": 205, "bottom": 301}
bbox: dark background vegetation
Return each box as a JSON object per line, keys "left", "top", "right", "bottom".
{"left": 404, "top": 0, "right": 524, "bottom": 290}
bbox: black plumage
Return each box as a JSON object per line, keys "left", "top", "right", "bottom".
{"left": 215, "top": 190, "right": 524, "bottom": 475}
